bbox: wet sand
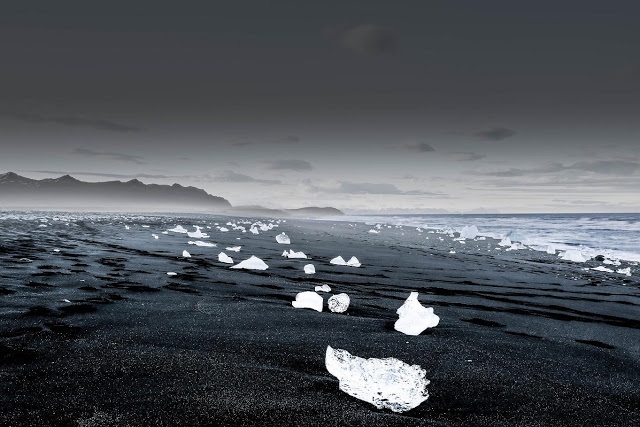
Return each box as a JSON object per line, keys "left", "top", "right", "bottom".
{"left": 1, "top": 214, "right": 639, "bottom": 426}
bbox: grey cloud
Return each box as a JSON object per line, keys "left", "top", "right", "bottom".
{"left": 339, "top": 24, "right": 397, "bottom": 55}
{"left": 455, "top": 152, "right": 486, "bottom": 161}
{"left": 405, "top": 142, "right": 436, "bottom": 152}
{"left": 0, "top": 111, "right": 143, "bottom": 133}
{"left": 211, "top": 170, "right": 281, "bottom": 185}
{"left": 264, "top": 159, "right": 313, "bottom": 172}
{"left": 304, "top": 179, "right": 445, "bottom": 196}
{"left": 73, "top": 148, "right": 146, "bottom": 165}
{"left": 476, "top": 160, "right": 640, "bottom": 177}
{"left": 475, "top": 127, "right": 516, "bottom": 141}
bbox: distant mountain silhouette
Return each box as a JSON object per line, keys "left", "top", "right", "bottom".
{"left": 0, "top": 172, "right": 231, "bottom": 212}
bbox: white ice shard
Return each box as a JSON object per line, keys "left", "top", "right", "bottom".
{"left": 230, "top": 255, "right": 269, "bottom": 270}
{"left": 187, "top": 226, "right": 209, "bottom": 239}
{"left": 189, "top": 241, "right": 217, "bottom": 247}
{"left": 459, "top": 225, "right": 478, "bottom": 240}
{"left": 546, "top": 245, "right": 556, "bottom": 254}
{"left": 315, "top": 284, "right": 331, "bottom": 292}
{"left": 182, "top": 250, "right": 191, "bottom": 258}
{"left": 592, "top": 266, "right": 614, "bottom": 273}
{"left": 276, "top": 232, "right": 291, "bottom": 244}
{"left": 168, "top": 225, "right": 188, "bottom": 234}
{"left": 560, "top": 249, "right": 588, "bottom": 263}
{"left": 346, "top": 256, "right": 361, "bottom": 267}
{"left": 330, "top": 256, "right": 347, "bottom": 266}
{"left": 304, "top": 264, "right": 316, "bottom": 274}
{"left": 167, "top": 272, "right": 178, "bottom": 276}
{"left": 328, "top": 293, "right": 350, "bottom": 313}
{"left": 394, "top": 292, "right": 439, "bottom": 335}
{"left": 368, "top": 229, "right": 380, "bottom": 234}
{"left": 499, "top": 237, "right": 512, "bottom": 247}
{"left": 219, "top": 227, "right": 229, "bottom": 232}
{"left": 124, "top": 225, "right": 130, "bottom": 230}
{"left": 218, "top": 252, "right": 234, "bottom": 264}
{"left": 284, "top": 250, "right": 308, "bottom": 259}
{"left": 225, "top": 246, "right": 241, "bottom": 252}
{"left": 617, "top": 267, "right": 631, "bottom": 276}
{"left": 152, "top": 234, "right": 159, "bottom": 239}
{"left": 291, "top": 291, "right": 323, "bottom": 312}
{"left": 249, "top": 226, "right": 259, "bottom": 235}
{"left": 325, "top": 346, "right": 430, "bottom": 413}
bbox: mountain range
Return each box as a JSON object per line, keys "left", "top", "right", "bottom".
{"left": 0, "top": 172, "right": 343, "bottom": 216}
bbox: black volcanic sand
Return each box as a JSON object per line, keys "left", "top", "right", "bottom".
{"left": 1, "top": 213, "right": 639, "bottom": 426}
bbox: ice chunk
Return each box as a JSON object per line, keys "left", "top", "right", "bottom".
{"left": 499, "top": 237, "right": 512, "bottom": 247}
{"left": 284, "top": 250, "right": 307, "bottom": 259}
{"left": 325, "top": 346, "right": 430, "bottom": 413}
{"left": 182, "top": 250, "right": 191, "bottom": 258}
{"left": 459, "top": 225, "right": 478, "bottom": 240}
{"left": 189, "top": 240, "right": 217, "bottom": 247}
{"left": 276, "top": 232, "right": 291, "bottom": 244}
{"left": 592, "top": 266, "right": 614, "bottom": 273}
{"left": 124, "top": 225, "right": 130, "bottom": 230}
{"left": 368, "top": 229, "right": 380, "bottom": 234}
{"left": 304, "top": 264, "right": 316, "bottom": 274}
{"left": 219, "top": 227, "right": 229, "bottom": 232}
{"left": 291, "top": 291, "right": 323, "bottom": 312}
{"left": 394, "top": 292, "right": 439, "bottom": 335}
{"left": 315, "top": 284, "right": 331, "bottom": 292}
{"left": 230, "top": 255, "right": 269, "bottom": 270}
{"left": 225, "top": 246, "right": 241, "bottom": 252}
{"left": 218, "top": 252, "right": 234, "bottom": 264}
{"left": 152, "top": 234, "right": 159, "bottom": 239}
{"left": 546, "top": 245, "right": 556, "bottom": 254}
{"left": 560, "top": 249, "right": 589, "bottom": 263}
{"left": 167, "top": 272, "right": 178, "bottom": 276}
{"left": 328, "top": 293, "right": 350, "bottom": 313}
{"left": 346, "top": 256, "right": 361, "bottom": 267}
{"left": 330, "top": 256, "right": 347, "bottom": 266}
{"left": 617, "top": 267, "right": 631, "bottom": 276}
{"left": 168, "top": 225, "right": 188, "bottom": 234}
{"left": 187, "top": 226, "right": 209, "bottom": 239}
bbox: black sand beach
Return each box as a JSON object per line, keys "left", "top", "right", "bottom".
{"left": 1, "top": 213, "right": 639, "bottom": 426}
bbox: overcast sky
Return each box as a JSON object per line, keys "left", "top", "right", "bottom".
{"left": 1, "top": 1, "right": 639, "bottom": 213}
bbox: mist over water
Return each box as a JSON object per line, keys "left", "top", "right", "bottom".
{"left": 338, "top": 213, "right": 640, "bottom": 262}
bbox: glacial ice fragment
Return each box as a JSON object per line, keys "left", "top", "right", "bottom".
{"left": 189, "top": 241, "right": 217, "bottom": 247}
{"left": 459, "top": 225, "right": 478, "bottom": 240}
{"left": 276, "top": 232, "right": 291, "bottom": 244}
{"left": 304, "top": 264, "right": 316, "bottom": 274}
{"left": 560, "top": 249, "right": 588, "bottom": 263}
{"left": 168, "top": 225, "right": 188, "bottom": 234}
{"left": 226, "top": 246, "right": 241, "bottom": 252}
{"left": 291, "top": 291, "right": 323, "bottom": 312}
{"left": 182, "top": 250, "right": 191, "bottom": 258}
{"left": 346, "top": 256, "right": 361, "bottom": 267}
{"left": 394, "top": 292, "right": 439, "bottom": 335}
{"left": 187, "top": 226, "right": 209, "bottom": 239}
{"left": 328, "top": 293, "right": 350, "bottom": 313}
{"left": 315, "top": 284, "right": 331, "bottom": 292}
{"left": 230, "top": 255, "right": 269, "bottom": 270}
{"left": 617, "top": 267, "right": 631, "bottom": 276}
{"left": 330, "top": 256, "right": 347, "bottom": 266}
{"left": 284, "top": 250, "right": 307, "bottom": 259}
{"left": 325, "top": 346, "right": 430, "bottom": 413}
{"left": 167, "top": 272, "right": 178, "bottom": 276}
{"left": 218, "top": 252, "right": 234, "bottom": 264}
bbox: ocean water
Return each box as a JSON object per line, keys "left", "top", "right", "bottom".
{"left": 339, "top": 213, "right": 640, "bottom": 263}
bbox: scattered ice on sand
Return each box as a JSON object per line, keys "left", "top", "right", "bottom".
{"left": 315, "top": 284, "right": 331, "bottom": 292}
{"left": 283, "top": 250, "right": 307, "bottom": 259}
{"left": 346, "top": 256, "right": 361, "bottom": 267}
{"left": 330, "top": 256, "right": 347, "bottom": 266}
{"left": 368, "top": 229, "right": 380, "bottom": 234}
{"left": 182, "top": 250, "right": 191, "bottom": 258}
{"left": 226, "top": 246, "right": 241, "bottom": 252}
{"left": 394, "top": 292, "right": 439, "bottom": 335}
{"left": 560, "top": 249, "right": 588, "bottom": 263}
{"left": 230, "top": 255, "right": 269, "bottom": 270}
{"left": 459, "top": 225, "right": 478, "bottom": 240}
{"left": 328, "top": 293, "right": 350, "bottom": 313}
{"left": 304, "top": 264, "right": 316, "bottom": 274}
{"left": 325, "top": 346, "right": 430, "bottom": 413}
{"left": 187, "top": 226, "right": 209, "bottom": 239}
{"left": 189, "top": 241, "right": 217, "bottom": 247}
{"left": 291, "top": 291, "right": 323, "bottom": 312}
{"left": 218, "top": 252, "right": 234, "bottom": 264}
{"left": 169, "top": 225, "right": 188, "bottom": 234}
{"left": 617, "top": 267, "right": 631, "bottom": 276}
{"left": 276, "top": 232, "right": 291, "bottom": 244}
{"left": 167, "top": 272, "right": 178, "bottom": 276}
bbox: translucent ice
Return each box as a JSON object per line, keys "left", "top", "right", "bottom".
{"left": 283, "top": 250, "right": 307, "bottom": 259}
{"left": 394, "top": 292, "right": 439, "bottom": 335}
{"left": 168, "top": 225, "right": 188, "bottom": 233}
{"left": 328, "top": 293, "right": 350, "bottom": 313}
{"left": 617, "top": 267, "right": 631, "bottom": 276}
{"left": 315, "top": 284, "right": 331, "bottom": 292}
{"left": 276, "top": 232, "right": 291, "bottom": 244}
{"left": 560, "top": 249, "right": 588, "bottom": 263}
{"left": 218, "top": 252, "right": 234, "bottom": 264}
{"left": 459, "top": 225, "right": 478, "bottom": 240}
{"left": 304, "top": 264, "right": 316, "bottom": 274}
{"left": 292, "top": 291, "right": 323, "bottom": 312}
{"left": 325, "top": 346, "right": 430, "bottom": 413}
{"left": 230, "top": 255, "right": 269, "bottom": 270}
{"left": 187, "top": 226, "right": 209, "bottom": 239}
{"left": 182, "top": 250, "right": 191, "bottom": 258}
{"left": 226, "top": 246, "right": 241, "bottom": 252}
{"left": 189, "top": 241, "right": 217, "bottom": 247}
{"left": 330, "top": 256, "right": 347, "bottom": 266}
{"left": 346, "top": 256, "right": 361, "bottom": 267}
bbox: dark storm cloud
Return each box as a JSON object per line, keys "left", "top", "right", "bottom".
{"left": 335, "top": 24, "right": 397, "bottom": 55}
{"left": 0, "top": 111, "right": 143, "bottom": 133}
{"left": 73, "top": 148, "right": 146, "bottom": 165}
{"left": 455, "top": 152, "right": 486, "bottom": 162}
{"left": 475, "top": 160, "right": 640, "bottom": 177}
{"left": 475, "top": 127, "right": 516, "bottom": 141}
{"left": 264, "top": 159, "right": 313, "bottom": 172}
{"left": 211, "top": 170, "right": 281, "bottom": 185}
{"left": 404, "top": 142, "right": 436, "bottom": 152}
